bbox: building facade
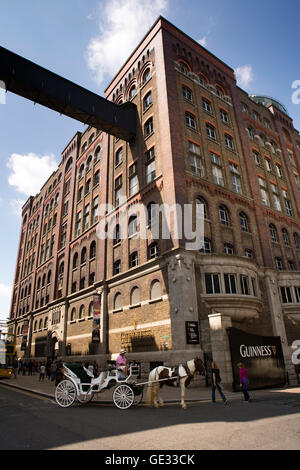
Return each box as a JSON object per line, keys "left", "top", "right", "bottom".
{"left": 8, "top": 17, "right": 300, "bottom": 385}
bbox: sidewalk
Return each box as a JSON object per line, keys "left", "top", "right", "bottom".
{"left": 1, "top": 372, "right": 299, "bottom": 404}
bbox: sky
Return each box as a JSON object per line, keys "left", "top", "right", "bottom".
{"left": 1, "top": 0, "right": 300, "bottom": 321}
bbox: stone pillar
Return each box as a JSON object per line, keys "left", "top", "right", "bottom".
{"left": 100, "top": 283, "right": 108, "bottom": 354}
{"left": 208, "top": 313, "right": 233, "bottom": 388}
{"left": 26, "top": 314, "right": 34, "bottom": 358}
{"left": 167, "top": 251, "right": 203, "bottom": 361}
{"left": 265, "top": 271, "right": 297, "bottom": 384}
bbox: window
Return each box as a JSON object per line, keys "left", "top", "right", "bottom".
{"left": 63, "top": 200, "right": 69, "bottom": 217}
{"left": 94, "top": 146, "right": 101, "bottom": 162}
{"left": 265, "top": 158, "right": 272, "bottom": 172}
{"left": 294, "top": 233, "right": 300, "bottom": 249}
{"left": 288, "top": 260, "right": 295, "bottom": 270}
{"left": 148, "top": 242, "right": 159, "bottom": 259}
{"left": 219, "top": 206, "right": 229, "bottom": 226}
{"left": 212, "top": 165, "right": 224, "bottom": 186}
{"left": 275, "top": 257, "right": 283, "bottom": 270}
{"left": 282, "top": 229, "right": 289, "bottom": 246}
{"left": 61, "top": 224, "right": 67, "bottom": 248}
{"left": 113, "top": 225, "right": 121, "bottom": 245}
{"left": 84, "top": 204, "right": 90, "bottom": 230}
{"left": 113, "top": 260, "right": 121, "bottom": 275}
{"left": 90, "top": 241, "right": 96, "bottom": 259}
{"left": 269, "top": 224, "right": 278, "bottom": 242}
{"left": 144, "top": 117, "right": 154, "bottom": 137}
{"left": 247, "top": 127, "right": 254, "bottom": 140}
{"left": 224, "top": 243, "right": 234, "bottom": 255}
{"left": 65, "top": 157, "right": 73, "bottom": 173}
{"left": 205, "top": 273, "right": 221, "bottom": 294}
{"left": 115, "top": 148, "right": 123, "bottom": 166}
{"left": 142, "top": 68, "right": 151, "bottom": 84}
{"left": 206, "top": 123, "right": 216, "bottom": 140}
{"left": 71, "top": 282, "right": 77, "bottom": 294}
{"left": 146, "top": 160, "right": 156, "bottom": 183}
{"left": 147, "top": 202, "right": 158, "bottom": 227}
{"left": 145, "top": 147, "right": 155, "bottom": 163}
{"left": 281, "top": 286, "right": 293, "bottom": 303}
{"left": 130, "top": 287, "right": 140, "bottom": 305}
{"left": 77, "top": 187, "right": 83, "bottom": 202}
{"left": 284, "top": 198, "right": 293, "bottom": 217}
{"left": 276, "top": 164, "right": 283, "bottom": 178}
{"left": 150, "top": 280, "right": 162, "bottom": 300}
{"left": 129, "top": 174, "right": 138, "bottom": 197}
{"left": 240, "top": 213, "right": 249, "bottom": 232}
{"left": 73, "top": 253, "right": 78, "bottom": 269}
{"left": 79, "top": 164, "right": 84, "bottom": 180}
{"left": 210, "top": 152, "right": 221, "bottom": 166}
{"left": 202, "top": 98, "right": 212, "bottom": 113}
{"left": 190, "top": 142, "right": 203, "bottom": 176}
{"left": 128, "top": 216, "right": 138, "bottom": 237}
{"left": 70, "top": 308, "right": 76, "bottom": 321}
{"left": 225, "top": 134, "right": 234, "bottom": 150}
{"left": 114, "top": 176, "right": 122, "bottom": 206}
{"left": 199, "top": 75, "right": 208, "bottom": 87}
{"left": 260, "top": 188, "right": 270, "bottom": 206}
{"left": 244, "top": 248, "right": 254, "bottom": 259}
{"left": 273, "top": 194, "right": 281, "bottom": 212}
{"left": 65, "top": 179, "right": 71, "bottom": 195}
{"left": 93, "top": 170, "right": 100, "bottom": 187}
{"left": 80, "top": 277, "right": 85, "bottom": 290}
{"left": 220, "top": 109, "right": 229, "bottom": 123}
{"left": 253, "top": 150, "right": 261, "bottom": 166}
{"left": 50, "top": 235, "right": 55, "bottom": 257}
{"left": 240, "top": 275, "right": 250, "bottom": 295}
{"left": 79, "top": 305, "right": 85, "bottom": 319}
{"left": 92, "top": 196, "right": 99, "bottom": 224}
{"left": 114, "top": 292, "right": 122, "bottom": 310}
{"left": 196, "top": 197, "right": 208, "bottom": 220}
{"left": 81, "top": 247, "right": 87, "bottom": 265}
{"left": 224, "top": 274, "right": 237, "bottom": 294}
{"left": 129, "top": 85, "right": 136, "bottom": 99}
{"left": 143, "top": 91, "right": 152, "bottom": 111}
{"left": 295, "top": 287, "right": 300, "bottom": 303}
{"left": 85, "top": 179, "right": 91, "bottom": 195}
{"left": 182, "top": 86, "right": 193, "bottom": 102}
{"left": 129, "top": 251, "right": 138, "bottom": 268}
{"left": 185, "top": 112, "right": 196, "bottom": 130}
{"left": 232, "top": 174, "right": 242, "bottom": 193}
{"left": 200, "top": 238, "right": 212, "bottom": 253}
{"left": 75, "top": 212, "right": 81, "bottom": 236}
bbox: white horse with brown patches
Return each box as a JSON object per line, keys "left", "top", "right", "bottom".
{"left": 146, "top": 357, "right": 206, "bottom": 409}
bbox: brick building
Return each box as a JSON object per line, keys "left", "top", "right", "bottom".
{"left": 8, "top": 17, "right": 300, "bottom": 384}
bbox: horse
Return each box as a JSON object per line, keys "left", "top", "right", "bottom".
{"left": 145, "top": 356, "right": 206, "bottom": 409}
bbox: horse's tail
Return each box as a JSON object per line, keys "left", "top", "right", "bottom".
{"left": 145, "top": 369, "right": 157, "bottom": 405}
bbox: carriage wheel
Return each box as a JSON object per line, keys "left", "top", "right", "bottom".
{"left": 133, "top": 389, "right": 143, "bottom": 406}
{"left": 113, "top": 384, "right": 134, "bottom": 410}
{"left": 77, "top": 393, "right": 94, "bottom": 404}
{"left": 55, "top": 379, "right": 77, "bottom": 408}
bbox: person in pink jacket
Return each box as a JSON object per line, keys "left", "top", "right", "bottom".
{"left": 237, "top": 362, "right": 250, "bottom": 402}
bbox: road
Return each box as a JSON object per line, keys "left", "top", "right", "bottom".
{"left": 1, "top": 384, "right": 300, "bottom": 450}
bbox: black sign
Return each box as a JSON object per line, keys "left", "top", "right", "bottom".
{"left": 185, "top": 321, "right": 200, "bottom": 345}
{"left": 227, "top": 327, "right": 286, "bottom": 391}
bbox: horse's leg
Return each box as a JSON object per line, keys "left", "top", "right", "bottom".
{"left": 158, "top": 385, "right": 164, "bottom": 407}
{"left": 180, "top": 378, "right": 187, "bottom": 409}
{"left": 153, "top": 383, "right": 160, "bottom": 408}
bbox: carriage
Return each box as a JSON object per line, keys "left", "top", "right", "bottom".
{"left": 54, "top": 361, "right": 144, "bottom": 410}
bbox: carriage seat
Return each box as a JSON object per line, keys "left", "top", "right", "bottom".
{"left": 64, "top": 363, "right": 93, "bottom": 383}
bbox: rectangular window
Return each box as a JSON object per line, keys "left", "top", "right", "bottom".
{"left": 84, "top": 204, "right": 90, "bottom": 230}
{"left": 220, "top": 109, "right": 229, "bottom": 123}
{"left": 205, "top": 273, "right": 221, "bottom": 294}
{"left": 295, "top": 287, "right": 300, "bottom": 303}
{"left": 206, "top": 123, "right": 216, "bottom": 140}
{"left": 115, "top": 176, "right": 122, "bottom": 206}
{"left": 276, "top": 164, "right": 283, "bottom": 178}
{"left": 202, "top": 98, "right": 212, "bottom": 113}
{"left": 92, "top": 197, "right": 99, "bottom": 224}
{"left": 75, "top": 212, "right": 81, "bottom": 237}
{"left": 182, "top": 86, "right": 193, "bottom": 102}
{"left": 61, "top": 223, "right": 67, "bottom": 247}
{"left": 65, "top": 179, "right": 70, "bottom": 195}
{"left": 240, "top": 275, "right": 250, "bottom": 295}
{"left": 185, "top": 112, "right": 196, "bottom": 130}
{"left": 190, "top": 155, "right": 204, "bottom": 177}
{"left": 212, "top": 165, "right": 224, "bottom": 186}
{"left": 281, "top": 286, "right": 293, "bottom": 303}
{"left": 146, "top": 160, "right": 156, "bottom": 183}
{"left": 265, "top": 158, "right": 272, "bottom": 172}
{"left": 273, "top": 194, "right": 281, "bottom": 211}
{"left": 129, "top": 174, "right": 138, "bottom": 197}
{"left": 145, "top": 147, "right": 155, "bottom": 162}
{"left": 232, "top": 174, "right": 242, "bottom": 194}
{"left": 251, "top": 278, "right": 257, "bottom": 297}
{"left": 224, "top": 274, "right": 237, "bottom": 294}
{"left": 260, "top": 188, "right": 270, "bottom": 206}
{"left": 225, "top": 134, "right": 234, "bottom": 150}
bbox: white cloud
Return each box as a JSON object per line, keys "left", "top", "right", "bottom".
{"left": 235, "top": 65, "right": 254, "bottom": 89}
{"left": 0, "top": 284, "right": 12, "bottom": 322}
{"left": 7, "top": 152, "right": 58, "bottom": 197}
{"left": 198, "top": 36, "right": 207, "bottom": 47}
{"left": 86, "top": 0, "right": 169, "bottom": 87}
{"left": 10, "top": 199, "right": 26, "bottom": 217}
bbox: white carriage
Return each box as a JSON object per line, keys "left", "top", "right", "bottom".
{"left": 55, "top": 361, "right": 143, "bottom": 410}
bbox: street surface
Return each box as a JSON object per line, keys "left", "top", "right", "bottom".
{"left": 1, "top": 384, "right": 300, "bottom": 450}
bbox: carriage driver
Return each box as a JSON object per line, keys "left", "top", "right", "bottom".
{"left": 116, "top": 349, "right": 128, "bottom": 378}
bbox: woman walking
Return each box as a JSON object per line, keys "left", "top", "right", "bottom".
{"left": 237, "top": 362, "right": 250, "bottom": 402}
{"left": 211, "top": 361, "right": 229, "bottom": 405}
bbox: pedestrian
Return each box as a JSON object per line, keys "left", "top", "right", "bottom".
{"left": 22, "top": 362, "right": 27, "bottom": 376}
{"left": 39, "top": 363, "right": 46, "bottom": 381}
{"left": 33, "top": 359, "right": 38, "bottom": 373}
{"left": 49, "top": 362, "right": 56, "bottom": 381}
{"left": 28, "top": 360, "right": 33, "bottom": 376}
{"left": 17, "top": 359, "right": 22, "bottom": 375}
{"left": 237, "top": 362, "right": 250, "bottom": 402}
{"left": 211, "top": 361, "right": 229, "bottom": 405}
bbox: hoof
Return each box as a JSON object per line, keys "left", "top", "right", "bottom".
{"left": 154, "top": 404, "right": 159, "bottom": 408}
{"left": 182, "top": 405, "right": 187, "bottom": 410}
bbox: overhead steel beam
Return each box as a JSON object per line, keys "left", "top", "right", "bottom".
{"left": 0, "top": 46, "right": 137, "bottom": 141}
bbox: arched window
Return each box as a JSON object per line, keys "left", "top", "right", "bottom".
{"left": 215, "top": 85, "right": 225, "bottom": 97}
{"left": 70, "top": 308, "right": 76, "bottom": 321}
{"left": 148, "top": 242, "right": 159, "bottom": 260}
{"left": 142, "top": 67, "right": 151, "bottom": 85}
{"left": 79, "top": 305, "right": 85, "bottom": 319}
{"left": 150, "top": 280, "right": 162, "bottom": 300}
{"left": 65, "top": 157, "right": 73, "bottom": 173}
{"left": 37, "top": 277, "right": 41, "bottom": 290}
{"left": 47, "top": 270, "right": 51, "bottom": 285}
{"left": 240, "top": 213, "right": 249, "bottom": 232}
{"left": 130, "top": 287, "right": 140, "bottom": 305}
{"left": 178, "top": 61, "right": 190, "bottom": 74}
{"left": 129, "top": 251, "right": 138, "bottom": 268}
{"left": 115, "top": 147, "right": 123, "bottom": 166}
{"left": 39, "top": 318, "right": 43, "bottom": 330}
{"left": 294, "top": 232, "right": 300, "bottom": 249}
{"left": 269, "top": 224, "right": 278, "bottom": 242}
{"left": 79, "top": 163, "right": 85, "bottom": 180}
{"left": 94, "top": 146, "right": 101, "bottom": 162}
{"left": 59, "top": 262, "right": 64, "bottom": 276}
{"left": 28, "top": 284, "right": 31, "bottom": 296}
{"left": 42, "top": 273, "right": 46, "bottom": 287}
{"left": 198, "top": 74, "right": 208, "bottom": 86}
{"left": 44, "top": 317, "right": 48, "bottom": 328}
{"left": 128, "top": 215, "right": 138, "bottom": 237}
{"left": 34, "top": 320, "right": 37, "bottom": 331}
{"left": 17, "top": 326, "right": 20, "bottom": 336}
{"left": 88, "top": 302, "right": 93, "bottom": 317}
{"left": 114, "top": 293, "right": 122, "bottom": 310}
{"left": 81, "top": 247, "right": 87, "bottom": 265}
{"left": 73, "top": 252, "right": 78, "bottom": 269}
{"left": 90, "top": 241, "right": 96, "bottom": 259}
{"left": 86, "top": 155, "right": 92, "bottom": 172}
{"left": 89, "top": 133, "right": 95, "bottom": 145}
{"left": 129, "top": 85, "right": 137, "bottom": 99}
{"left": 93, "top": 170, "right": 100, "bottom": 187}
{"left": 144, "top": 117, "right": 153, "bottom": 137}
{"left": 24, "top": 286, "right": 28, "bottom": 298}
{"left": 196, "top": 197, "right": 208, "bottom": 220}
{"left": 219, "top": 206, "right": 229, "bottom": 226}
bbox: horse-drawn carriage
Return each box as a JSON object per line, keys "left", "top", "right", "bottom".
{"left": 55, "top": 361, "right": 143, "bottom": 409}
{"left": 54, "top": 356, "right": 206, "bottom": 410}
